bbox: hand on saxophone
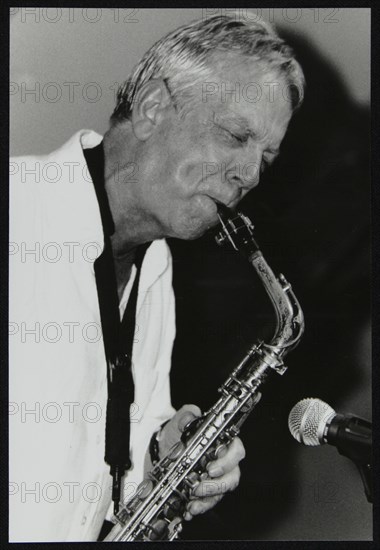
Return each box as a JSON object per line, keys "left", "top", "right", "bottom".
{"left": 158, "top": 404, "right": 246, "bottom": 521}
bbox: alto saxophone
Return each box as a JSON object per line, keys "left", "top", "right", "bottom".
{"left": 104, "top": 204, "right": 304, "bottom": 542}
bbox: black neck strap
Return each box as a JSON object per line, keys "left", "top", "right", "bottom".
{"left": 84, "top": 142, "right": 151, "bottom": 515}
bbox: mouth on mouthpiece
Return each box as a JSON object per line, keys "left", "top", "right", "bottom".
{"left": 215, "top": 200, "right": 234, "bottom": 223}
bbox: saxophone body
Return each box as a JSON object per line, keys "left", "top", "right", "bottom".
{"left": 105, "top": 205, "right": 304, "bottom": 542}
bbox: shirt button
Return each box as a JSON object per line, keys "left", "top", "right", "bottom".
{"left": 81, "top": 515, "right": 87, "bottom": 526}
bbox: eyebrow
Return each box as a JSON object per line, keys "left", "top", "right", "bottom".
{"left": 213, "top": 112, "right": 280, "bottom": 156}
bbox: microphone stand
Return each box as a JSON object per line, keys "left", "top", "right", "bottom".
{"left": 328, "top": 414, "right": 372, "bottom": 503}
{"left": 357, "top": 463, "right": 372, "bottom": 503}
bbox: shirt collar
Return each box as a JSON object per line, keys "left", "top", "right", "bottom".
{"left": 83, "top": 141, "right": 115, "bottom": 238}
{"left": 76, "top": 130, "right": 170, "bottom": 289}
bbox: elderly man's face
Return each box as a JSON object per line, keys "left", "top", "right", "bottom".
{"left": 134, "top": 62, "right": 293, "bottom": 240}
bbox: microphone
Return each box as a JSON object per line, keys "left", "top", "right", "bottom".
{"left": 288, "top": 398, "right": 372, "bottom": 463}
{"left": 288, "top": 398, "right": 372, "bottom": 502}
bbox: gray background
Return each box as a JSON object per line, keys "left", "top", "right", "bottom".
{"left": 11, "top": 8, "right": 369, "bottom": 155}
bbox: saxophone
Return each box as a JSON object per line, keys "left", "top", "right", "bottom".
{"left": 104, "top": 204, "right": 304, "bottom": 541}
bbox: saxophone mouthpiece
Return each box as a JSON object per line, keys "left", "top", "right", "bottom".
{"left": 216, "top": 201, "right": 234, "bottom": 224}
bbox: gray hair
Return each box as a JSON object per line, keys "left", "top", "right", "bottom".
{"left": 111, "top": 13, "right": 305, "bottom": 123}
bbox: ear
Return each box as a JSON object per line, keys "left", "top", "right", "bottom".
{"left": 131, "top": 79, "right": 173, "bottom": 141}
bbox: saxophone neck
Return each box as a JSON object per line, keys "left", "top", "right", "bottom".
{"left": 215, "top": 205, "right": 305, "bottom": 372}
{"left": 249, "top": 252, "right": 304, "bottom": 363}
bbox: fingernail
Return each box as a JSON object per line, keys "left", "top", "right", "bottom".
{"left": 179, "top": 413, "right": 195, "bottom": 432}
{"left": 208, "top": 466, "right": 223, "bottom": 477}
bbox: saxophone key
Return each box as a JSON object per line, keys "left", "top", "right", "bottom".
{"left": 181, "top": 416, "right": 204, "bottom": 443}
{"left": 183, "top": 471, "right": 200, "bottom": 491}
{"left": 197, "top": 455, "right": 208, "bottom": 470}
{"left": 181, "top": 456, "right": 192, "bottom": 467}
{"left": 115, "top": 507, "right": 131, "bottom": 524}
{"left": 168, "top": 441, "right": 185, "bottom": 460}
{"left": 136, "top": 478, "right": 154, "bottom": 500}
{"left": 147, "top": 518, "right": 169, "bottom": 540}
{"left": 216, "top": 443, "right": 229, "bottom": 458}
{"left": 163, "top": 495, "right": 186, "bottom": 520}
{"left": 204, "top": 441, "right": 228, "bottom": 463}
{"left": 168, "top": 518, "right": 183, "bottom": 540}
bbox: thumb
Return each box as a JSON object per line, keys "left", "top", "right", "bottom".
{"left": 159, "top": 404, "right": 202, "bottom": 456}
{"left": 176, "top": 404, "right": 202, "bottom": 432}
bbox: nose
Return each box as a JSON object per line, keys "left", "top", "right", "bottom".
{"left": 227, "top": 166, "right": 260, "bottom": 192}
{"left": 226, "top": 153, "right": 262, "bottom": 195}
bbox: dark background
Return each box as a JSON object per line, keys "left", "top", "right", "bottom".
{"left": 169, "top": 29, "right": 371, "bottom": 540}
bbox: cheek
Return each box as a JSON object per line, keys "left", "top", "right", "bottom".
{"left": 163, "top": 143, "right": 204, "bottom": 186}
{"left": 177, "top": 158, "right": 202, "bottom": 182}
{"left": 158, "top": 121, "right": 231, "bottom": 188}
{"left": 174, "top": 142, "right": 230, "bottom": 184}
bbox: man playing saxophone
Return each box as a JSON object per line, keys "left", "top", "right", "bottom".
{"left": 9, "top": 12, "right": 304, "bottom": 541}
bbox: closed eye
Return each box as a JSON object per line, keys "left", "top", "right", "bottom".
{"left": 232, "top": 132, "right": 248, "bottom": 144}
{"left": 225, "top": 128, "right": 248, "bottom": 145}
{"left": 214, "top": 123, "right": 248, "bottom": 146}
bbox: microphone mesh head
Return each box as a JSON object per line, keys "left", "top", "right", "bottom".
{"left": 288, "top": 398, "right": 336, "bottom": 446}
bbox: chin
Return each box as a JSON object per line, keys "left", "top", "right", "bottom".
{"left": 174, "top": 228, "right": 204, "bottom": 241}
{"left": 174, "top": 218, "right": 218, "bottom": 241}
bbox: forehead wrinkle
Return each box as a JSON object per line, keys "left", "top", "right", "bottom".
{"left": 214, "top": 111, "right": 248, "bottom": 129}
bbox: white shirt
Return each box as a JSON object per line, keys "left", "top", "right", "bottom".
{"left": 9, "top": 130, "right": 176, "bottom": 542}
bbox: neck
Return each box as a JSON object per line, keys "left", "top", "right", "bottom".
{"left": 103, "top": 126, "right": 162, "bottom": 259}
{"left": 112, "top": 248, "right": 137, "bottom": 301}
